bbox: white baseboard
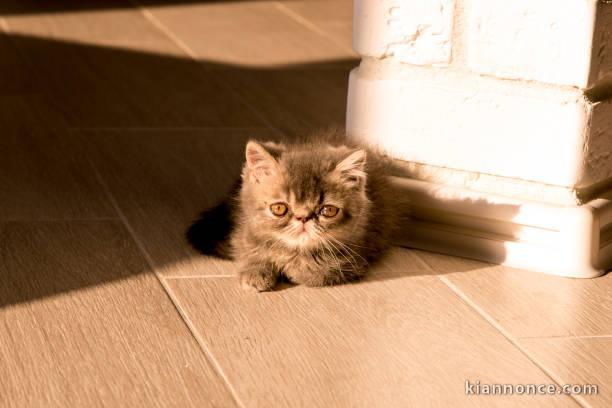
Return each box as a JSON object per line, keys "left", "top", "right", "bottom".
{"left": 390, "top": 176, "right": 612, "bottom": 278}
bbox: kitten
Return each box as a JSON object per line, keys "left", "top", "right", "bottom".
{"left": 187, "top": 135, "right": 401, "bottom": 291}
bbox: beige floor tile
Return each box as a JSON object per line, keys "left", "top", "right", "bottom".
{"left": 220, "top": 65, "right": 356, "bottom": 137}
{"left": 0, "top": 95, "right": 115, "bottom": 220}
{"left": 140, "top": 0, "right": 354, "bottom": 68}
{"left": 5, "top": 8, "right": 263, "bottom": 127}
{"left": 3, "top": 3, "right": 603, "bottom": 407}
{"left": 0, "top": 220, "right": 236, "bottom": 407}
{"left": 164, "top": 248, "right": 576, "bottom": 407}
{"left": 416, "top": 250, "right": 612, "bottom": 338}
{"left": 0, "top": 33, "right": 37, "bottom": 94}
{"left": 80, "top": 128, "right": 273, "bottom": 276}
{"left": 280, "top": 0, "right": 354, "bottom": 52}
{"left": 413, "top": 249, "right": 493, "bottom": 273}
{"left": 3, "top": 0, "right": 183, "bottom": 55}
{"left": 520, "top": 337, "right": 612, "bottom": 408}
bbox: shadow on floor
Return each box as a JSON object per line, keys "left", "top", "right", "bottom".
{"left": 0, "top": 26, "right": 513, "bottom": 307}
{"left": 0, "top": 0, "right": 295, "bottom": 15}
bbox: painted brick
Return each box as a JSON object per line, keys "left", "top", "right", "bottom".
{"left": 353, "top": 0, "right": 612, "bottom": 88}
{"left": 353, "top": 0, "right": 455, "bottom": 66}
{"left": 347, "top": 60, "right": 612, "bottom": 190}
{"left": 465, "top": 0, "right": 612, "bottom": 88}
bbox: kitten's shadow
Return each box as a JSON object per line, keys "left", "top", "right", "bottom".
{"left": 0, "top": 8, "right": 506, "bottom": 307}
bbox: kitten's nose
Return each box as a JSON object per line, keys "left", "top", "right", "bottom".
{"left": 295, "top": 213, "right": 312, "bottom": 223}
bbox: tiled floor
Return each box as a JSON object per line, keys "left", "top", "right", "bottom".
{"left": 0, "top": 1, "right": 610, "bottom": 407}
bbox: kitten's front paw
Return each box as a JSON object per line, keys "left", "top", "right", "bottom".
{"left": 297, "top": 267, "right": 364, "bottom": 287}
{"left": 240, "top": 269, "right": 278, "bottom": 292}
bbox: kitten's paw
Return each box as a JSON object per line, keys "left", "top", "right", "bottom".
{"left": 300, "top": 269, "right": 364, "bottom": 287}
{"left": 240, "top": 270, "right": 278, "bottom": 292}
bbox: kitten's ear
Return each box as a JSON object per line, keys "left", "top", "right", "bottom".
{"left": 245, "top": 141, "right": 278, "bottom": 182}
{"left": 261, "top": 141, "right": 285, "bottom": 158}
{"left": 334, "top": 149, "right": 367, "bottom": 187}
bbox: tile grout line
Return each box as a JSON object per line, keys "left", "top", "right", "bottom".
{"left": 436, "top": 272, "right": 590, "bottom": 408}
{"left": 82, "top": 5, "right": 280, "bottom": 403}
{"left": 274, "top": 1, "right": 355, "bottom": 55}
{"left": 520, "top": 334, "right": 612, "bottom": 340}
{"left": 155, "top": 279, "right": 248, "bottom": 408}
{"left": 146, "top": 280, "right": 245, "bottom": 406}
{"left": 129, "top": 0, "right": 286, "bottom": 139}
{"left": 406, "top": 250, "right": 439, "bottom": 271}
{"left": 411, "top": 253, "right": 590, "bottom": 406}
{"left": 130, "top": 1, "right": 197, "bottom": 60}
{"left": 274, "top": 2, "right": 328, "bottom": 37}
{"left": 85, "top": 154, "right": 246, "bottom": 408}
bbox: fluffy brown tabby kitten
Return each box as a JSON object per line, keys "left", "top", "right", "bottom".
{"left": 187, "top": 135, "right": 400, "bottom": 291}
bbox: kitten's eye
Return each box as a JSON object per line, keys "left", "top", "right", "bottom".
{"left": 320, "top": 205, "right": 339, "bottom": 218}
{"left": 270, "top": 202, "right": 288, "bottom": 216}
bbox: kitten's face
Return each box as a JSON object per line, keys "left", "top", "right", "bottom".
{"left": 262, "top": 187, "right": 348, "bottom": 250}
{"left": 242, "top": 141, "right": 370, "bottom": 251}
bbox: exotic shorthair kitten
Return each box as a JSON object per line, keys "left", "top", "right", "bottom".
{"left": 187, "top": 134, "right": 400, "bottom": 291}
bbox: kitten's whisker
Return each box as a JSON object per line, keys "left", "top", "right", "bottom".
{"left": 316, "top": 232, "right": 343, "bottom": 271}
{"left": 324, "top": 235, "right": 365, "bottom": 278}
{"left": 314, "top": 233, "right": 334, "bottom": 268}
{"left": 327, "top": 236, "right": 368, "bottom": 265}
{"left": 321, "top": 236, "right": 353, "bottom": 278}
{"left": 340, "top": 241, "right": 377, "bottom": 251}
{"left": 321, "top": 240, "right": 345, "bottom": 280}
{"left": 312, "top": 226, "right": 345, "bottom": 270}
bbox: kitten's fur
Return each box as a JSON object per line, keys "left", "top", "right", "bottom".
{"left": 187, "top": 132, "right": 400, "bottom": 291}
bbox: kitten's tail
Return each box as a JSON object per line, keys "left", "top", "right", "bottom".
{"left": 186, "top": 180, "right": 240, "bottom": 259}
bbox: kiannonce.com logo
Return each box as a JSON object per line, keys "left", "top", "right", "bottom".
{"left": 465, "top": 380, "right": 599, "bottom": 396}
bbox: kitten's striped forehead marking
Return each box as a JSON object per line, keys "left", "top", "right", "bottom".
{"left": 282, "top": 156, "right": 333, "bottom": 204}
{"left": 287, "top": 183, "right": 324, "bottom": 210}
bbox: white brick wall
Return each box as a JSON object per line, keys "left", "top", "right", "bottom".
{"left": 353, "top": 0, "right": 612, "bottom": 88}
{"left": 348, "top": 0, "right": 612, "bottom": 201}
{"left": 353, "top": 0, "right": 455, "bottom": 66}
{"left": 465, "top": 0, "right": 609, "bottom": 88}
{"left": 348, "top": 60, "right": 612, "bottom": 189}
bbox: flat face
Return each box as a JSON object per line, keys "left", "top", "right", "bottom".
{"left": 242, "top": 145, "right": 369, "bottom": 252}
